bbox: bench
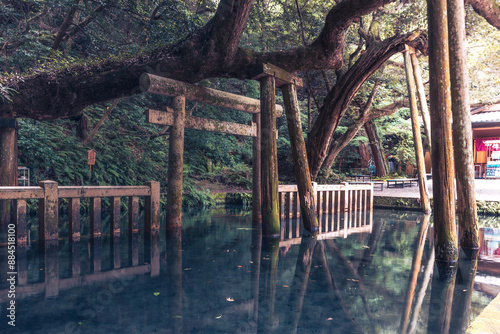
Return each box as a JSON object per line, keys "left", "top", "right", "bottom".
{"left": 350, "top": 181, "right": 384, "bottom": 191}
{"left": 386, "top": 178, "right": 418, "bottom": 188}
{"left": 346, "top": 174, "right": 372, "bottom": 182}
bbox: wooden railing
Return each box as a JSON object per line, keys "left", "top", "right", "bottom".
{"left": 278, "top": 182, "right": 373, "bottom": 241}
{"left": 0, "top": 180, "right": 160, "bottom": 245}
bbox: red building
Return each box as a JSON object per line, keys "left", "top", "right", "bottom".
{"left": 472, "top": 103, "right": 500, "bottom": 178}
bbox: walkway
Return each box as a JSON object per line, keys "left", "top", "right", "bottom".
{"left": 373, "top": 178, "right": 500, "bottom": 201}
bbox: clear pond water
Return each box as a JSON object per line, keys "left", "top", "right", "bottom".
{"left": 0, "top": 207, "right": 499, "bottom": 333}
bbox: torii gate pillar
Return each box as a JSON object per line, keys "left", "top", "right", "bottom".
{"left": 251, "top": 64, "right": 318, "bottom": 236}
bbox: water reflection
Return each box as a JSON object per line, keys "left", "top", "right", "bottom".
{"left": 0, "top": 208, "right": 498, "bottom": 333}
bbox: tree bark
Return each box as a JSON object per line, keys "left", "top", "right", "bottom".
{"left": 468, "top": 0, "right": 500, "bottom": 31}
{"left": 448, "top": 0, "right": 479, "bottom": 252}
{"left": 282, "top": 84, "right": 318, "bottom": 233}
{"left": 52, "top": 5, "right": 79, "bottom": 51}
{"left": 0, "top": 0, "right": 411, "bottom": 121}
{"left": 364, "top": 120, "right": 388, "bottom": 177}
{"left": 403, "top": 48, "right": 431, "bottom": 213}
{"left": 427, "top": 0, "right": 458, "bottom": 262}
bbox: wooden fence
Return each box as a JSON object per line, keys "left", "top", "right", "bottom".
{"left": 278, "top": 182, "right": 373, "bottom": 242}
{"left": 0, "top": 180, "right": 160, "bottom": 245}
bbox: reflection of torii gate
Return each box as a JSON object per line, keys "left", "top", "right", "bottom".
{"left": 140, "top": 63, "right": 318, "bottom": 236}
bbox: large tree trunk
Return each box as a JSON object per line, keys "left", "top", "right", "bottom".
{"left": 364, "top": 120, "right": 389, "bottom": 177}
{"left": 0, "top": 0, "right": 399, "bottom": 120}
{"left": 448, "top": 0, "right": 479, "bottom": 252}
{"left": 427, "top": 0, "right": 458, "bottom": 263}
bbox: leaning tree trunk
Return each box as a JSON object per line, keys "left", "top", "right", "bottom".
{"left": 306, "top": 32, "right": 426, "bottom": 179}
{"left": 364, "top": 120, "right": 388, "bottom": 177}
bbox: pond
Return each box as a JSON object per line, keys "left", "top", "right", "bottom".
{"left": 0, "top": 207, "right": 499, "bottom": 333}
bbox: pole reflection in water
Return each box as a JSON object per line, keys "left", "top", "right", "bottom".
{"left": 428, "top": 261, "right": 458, "bottom": 334}
{"left": 400, "top": 214, "right": 431, "bottom": 333}
{"left": 258, "top": 237, "right": 280, "bottom": 333}
{"left": 166, "top": 227, "right": 183, "bottom": 333}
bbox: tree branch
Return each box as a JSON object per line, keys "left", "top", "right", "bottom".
{"left": 468, "top": 0, "right": 500, "bottom": 31}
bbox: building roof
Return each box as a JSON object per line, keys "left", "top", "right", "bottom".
{"left": 471, "top": 104, "right": 500, "bottom": 124}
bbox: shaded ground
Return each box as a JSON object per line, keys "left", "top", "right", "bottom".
{"left": 373, "top": 178, "right": 500, "bottom": 201}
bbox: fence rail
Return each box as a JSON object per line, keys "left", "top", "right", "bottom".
{"left": 278, "top": 182, "right": 373, "bottom": 241}
{"left": 0, "top": 180, "right": 160, "bottom": 245}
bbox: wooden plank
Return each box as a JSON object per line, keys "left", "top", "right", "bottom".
{"left": 110, "top": 197, "right": 120, "bottom": 238}
{"left": 90, "top": 197, "right": 101, "bottom": 240}
{"left": 128, "top": 196, "right": 139, "bottom": 233}
{"left": 59, "top": 186, "right": 150, "bottom": 198}
{"left": 145, "top": 181, "right": 160, "bottom": 234}
{"left": 146, "top": 109, "right": 257, "bottom": 137}
{"left": 140, "top": 73, "right": 284, "bottom": 116}
{"left": 252, "top": 113, "right": 261, "bottom": 221}
{"left": 250, "top": 63, "right": 303, "bottom": 88}
{"left": 0, "top": 187, "right": 43, "bottom": 200}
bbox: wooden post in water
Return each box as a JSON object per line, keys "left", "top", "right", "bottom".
{"left": 166, "top": 96, "right": 186, "bottom": 237}
{"left": 448, "top": 0, "right": 479, "bottom": 253}
{"left": 427, "top": 0, "right": 458, "bottom": 262}
{"left": 282, "top": 83, "right": 319, "bottom": 233}
{"left": 257, "top": 75, "right": 280, "bottom": 237}
{"left": 252, "top": 113, "right": 262, "bottom": 222}
{"left": 403, "top": 47, "right": 431, "bottom": 213}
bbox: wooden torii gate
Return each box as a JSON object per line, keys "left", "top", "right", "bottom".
{"left": 140, "top": 63, "right": 318, "bottom": 236}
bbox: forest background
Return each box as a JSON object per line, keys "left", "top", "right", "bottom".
{"left": 1, "top": 0, "right": 499, "bottom": 207}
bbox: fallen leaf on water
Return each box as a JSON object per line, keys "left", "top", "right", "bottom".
{"left": 226, "top": 297, "right": 234, "bottom": 301}
{"left": 237, "top": 265, "right": 242, "bottom": 268}
{"left": 215, "top": 315, "right": 222, "bottom": 319}
{"left": 184, "top": 268, "right": 192, "bottom": 271}
{"left": 326, "top": 318, "right": 333, "bottom": 321}
{"left": 153, "top": 292, "right": 160, "bottom": 296}
{"left": 172, "top": 315, "right": 182, "bottom": 319}
{"left": 283, "top": 285, "right": 290, "bottom": 288}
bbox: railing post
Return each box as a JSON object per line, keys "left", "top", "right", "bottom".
{"left": 69, "top": 198, "right": 80, "bottom": 242}
{"left": 15, "top": 199, "right": 27, "bottom": 245}
{"left": 343, "top": 182, "right": 349, "bottom": 238}
{"left": 145, "top": 181, "right": 160, "bottom": 235}
{"left": 90, "top": 197, "right": 101, "bottom": 241}
{"left": 38, "top": 181, "right": 59, "bottom": 242}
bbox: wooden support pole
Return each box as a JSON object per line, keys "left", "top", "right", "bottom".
{"left": 427, "top": 0, "right": 458, "bottom": 262}
{"left": 259, "top": 76, "right": 280, "bottom": 237}
{"left": 145, "top": 181, "right": 160, "bottom": 235}
{"left": 252, "top": 112, "right": 262, "bottom": 222}
{"left": 282, "top": 83, "right": 319, "bottom": 232}
{"left": 69, "top": 198, "right": 80, "bottom": 242}
{"left": 447, "top": 0, "right": 479, "bottom": 252}
{"left": 409, "top": 51, "right": 432, "bottom": 151}
{"left": 166, "top": 96, "right": 185, "bottom": 236}
{"left": 403, "top": 47, "right": 431, "bottom": 213}
{"left": 38, "top": 181, "right": 59, "bottom": 242}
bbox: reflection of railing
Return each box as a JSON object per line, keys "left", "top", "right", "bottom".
{"left": 278, "top": 182, "right": 373, "bottom": 245}
{"left": 0, "top": 233, "right": 160, "bottom": 300}
{"left": 0, "top": 180, "right": 160, "bottom": 244}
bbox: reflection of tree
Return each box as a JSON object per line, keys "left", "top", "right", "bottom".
{"left": 400, "top": 214, "right": 431, "bottom": 333}
{"left": 427, "top": 262, "right": 458, "bottom": 334}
